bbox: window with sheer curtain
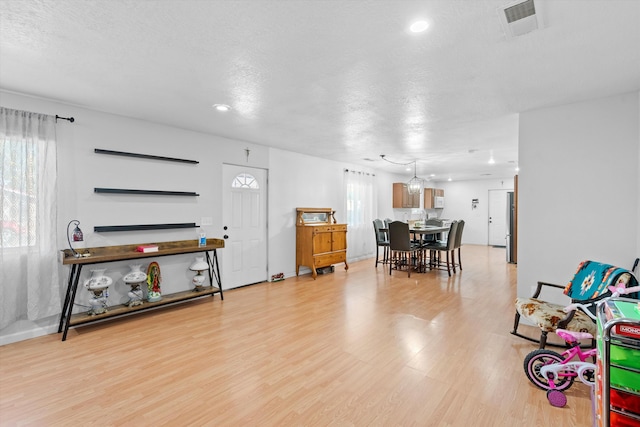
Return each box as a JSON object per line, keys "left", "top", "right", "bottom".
{"left": 344, "top": 169, "right": 376, "bottom": 261}
{"left": 0, "top": 107, "right": 60, "bottom": 330}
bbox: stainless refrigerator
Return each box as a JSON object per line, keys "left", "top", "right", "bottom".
{"left": 506, "top": 191, "right": 516, "bottom": 263}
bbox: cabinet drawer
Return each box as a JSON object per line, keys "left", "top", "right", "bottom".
{"left": 610, "top": 366, "right": 640, "bottom": 392}
{"left": 314, "top": 252, "right": 346, "bottom": 267}
{"left": 312, "top": 226, "right": 333, "bottom": 233}
{"left": 611, "top": 344, "right": 640, "bottom": 370}
{"left": 331, "top": 225, "right": 347, "bottom": 232}
{"left": 611, "top": 388, "right": 640, "bottom": 415}
{"left": 610, "top": 410, "right": 640, "bottom": 427}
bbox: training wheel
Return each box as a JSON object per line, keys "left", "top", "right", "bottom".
{"left": 546, "top": 389, "right": 567, "bottom": 407}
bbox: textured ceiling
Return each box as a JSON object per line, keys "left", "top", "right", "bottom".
{"left": 1, "top": 0, "right": 639, "bottom": 181}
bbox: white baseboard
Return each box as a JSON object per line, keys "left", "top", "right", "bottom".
{"left": 0, "top": 320, "right": 57, "bottom": 346}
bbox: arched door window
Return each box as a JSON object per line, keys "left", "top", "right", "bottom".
{"left": 231, "top": 173, "right": 259, "bottom": 189}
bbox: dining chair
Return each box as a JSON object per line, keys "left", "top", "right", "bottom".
{"left": 373, "top": 219, "right": 389, "bottom": 268}
{"left": 388, "top": 221, "right": 422, "bottom": 277}
{"left": 452, "top": 220, "right": 465, "bottom": 270}
{"left": 422, "top": 218, "right": 443, "bottom": 243}
{"left": 422, "top": 220, "right": 459, "bottom": 276}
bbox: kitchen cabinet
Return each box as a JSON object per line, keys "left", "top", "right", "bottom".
{"left": 296, "top": 208, "right": 349, "bottom": 280}
{"left": 424, "top": 188, "right": 445, "bottom": 209}
{"left": 393, "top": 183, "right": 420, "bottom": 208}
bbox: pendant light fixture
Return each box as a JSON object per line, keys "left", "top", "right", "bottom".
{"left": 406, "top": 161, "right": 424, "bottom": 195}
{"left": 380, "top": 155, "right": 425, "bottom": 195}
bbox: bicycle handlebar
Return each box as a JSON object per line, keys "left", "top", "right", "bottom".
{"left": 563, "top": 285, "right": 640, "bottom": 320}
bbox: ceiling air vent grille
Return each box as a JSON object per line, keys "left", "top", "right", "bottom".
{"left": 504, "top": 0, "right": 536, "bottom": 23}
{"left": 498, "top": 0, "right": 544, "bottom": 39}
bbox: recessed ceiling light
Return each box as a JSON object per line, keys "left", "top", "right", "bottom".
{"left": 212, "top": 104, "right": 231, "bottom": 112}
{"left": 410, "top": 20, "right": 429, "bottom": 33}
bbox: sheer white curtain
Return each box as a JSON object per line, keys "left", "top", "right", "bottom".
{"left": 344, "top": 169, "right": 376, "bottom": 261}
{"left": 0, "top": 107, "right": 59, "bottom": 330}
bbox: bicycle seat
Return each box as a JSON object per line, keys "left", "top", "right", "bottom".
{"left": 556, "top": 329, "right": 593, "bottom": 342}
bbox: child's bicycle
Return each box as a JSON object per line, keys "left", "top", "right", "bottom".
{"left": 523, "top": 329, "right": 596, "bottom": 407}
{"left": 523, "top": 283, "right": 640, "bottom": 408}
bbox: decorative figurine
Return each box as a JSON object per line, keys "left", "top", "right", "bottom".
{"left": 146, "top": 262, "right": 162, "bottom": 302}
{"left": 123, "top": 264, "right": 146, "bottom": 307}
{"left": 189, "top": 257, "right": 209, "bottom": 291}
{"left": 84, "top": 269, "right": 112, "bottom": 315}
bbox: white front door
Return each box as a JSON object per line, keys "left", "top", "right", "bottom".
{"left": 488, "top": 189, "right": 508, "bottom": 247}
{"left": 221, "top": 164, "right": 268, "bottom": 290}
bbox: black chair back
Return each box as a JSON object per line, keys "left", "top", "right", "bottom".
{"left": 373, "top": 219, "right": 387, "bottom": 244}
{"left": 454, "top": 220, "right": 465, "bottom": 249}
{"left": 389, "top": 221, "right": 412, "bottom": 252}
{"left": 444, "top": 221, "right": 459, "bottom": 250}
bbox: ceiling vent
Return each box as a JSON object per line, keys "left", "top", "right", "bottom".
{"left": 497, "top": 0, "right": 544, "bottom": 39}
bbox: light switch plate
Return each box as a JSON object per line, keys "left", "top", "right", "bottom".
{"left": 201, "top": 216, "right": 213, "bottom": 226}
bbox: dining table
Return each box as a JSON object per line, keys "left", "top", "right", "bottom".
{"left": 379, "top": 224, "right": 450, "bottom": 243}
{"left": 409, "top": 225, "right": 450, "bottom": 243}
{"left": 379, "top": 224, "right": 450, "bottom": 273}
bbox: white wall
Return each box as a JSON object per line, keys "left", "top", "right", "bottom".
{"left": 437, "top": 178, "right": 515, "bottom": 245}
{"left": 518, "top": 91, "right": 640, "bottom": 301}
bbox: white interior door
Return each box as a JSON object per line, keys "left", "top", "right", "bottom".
{"left": 221, "top": 164, "right": 268, "bottom": 290}
{"left": 488, "top": 189, "right": 508, "bottom": 247}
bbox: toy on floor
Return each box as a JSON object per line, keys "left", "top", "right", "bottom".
{"left": 524, "top": 328, "right": 596, "bottom": 407}
{"left": 522, "top": 284, "right": 640, "bottom": 407}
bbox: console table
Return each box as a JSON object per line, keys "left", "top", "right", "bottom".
{"left": 58, "top": 238, "right": 224, "bottom": 341}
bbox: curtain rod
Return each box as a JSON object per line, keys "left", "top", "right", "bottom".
{"left": 55, "top": 115, "right": 75, "bottom": 123}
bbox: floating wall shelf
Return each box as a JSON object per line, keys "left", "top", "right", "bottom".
{"left": 94, "top": 223, "right": 199, "bottom": 232}
{"left": 94, "top": 148, "right": 199, "bottom": 164}
{"left": 94, "top": 188, "right": 199, "bottom": 196}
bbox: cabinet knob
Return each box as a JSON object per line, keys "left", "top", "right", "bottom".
{"left": 223, "top": 235, "right": 229, "bottom": 239}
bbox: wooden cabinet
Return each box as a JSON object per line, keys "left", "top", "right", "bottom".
{"left": 393, "top": 183, "right": 420, "bottom": 208}
{"left": 424, "top": 188, "right": 445, "bottom": 209}
{"left": 296, "top": 208, "right": 349, "bottom": 279}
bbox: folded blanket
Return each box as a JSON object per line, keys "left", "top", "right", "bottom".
{"left": 563, "top": 260, "right": 638, "bottom": 300}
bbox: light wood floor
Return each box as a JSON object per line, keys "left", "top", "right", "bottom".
{"left": 0, "top": 245, "right": 593, "bottom": 426}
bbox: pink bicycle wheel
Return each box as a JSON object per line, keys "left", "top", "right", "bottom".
{"left": 524, "top": 349, "right": 574, "bottom": 391}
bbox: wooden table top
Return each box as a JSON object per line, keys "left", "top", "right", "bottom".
{"left": 61, "top": 238, "right": 224, "bottom": 265}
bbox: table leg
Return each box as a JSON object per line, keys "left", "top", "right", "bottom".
{"left": 206, "top": 249, "right": 224, "bottom": 300}
{"left": 61, "top": 264, "right": 83, "bottom": 341}
{"left": 58, "top": 264, "right": 77, "bottom": 333}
